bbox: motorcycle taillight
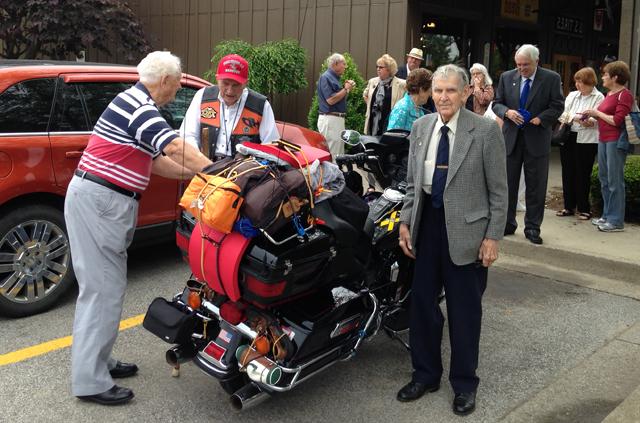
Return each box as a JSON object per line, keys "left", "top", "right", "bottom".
{"left": 245, "top": 275, "right": 286, "bottom": 297}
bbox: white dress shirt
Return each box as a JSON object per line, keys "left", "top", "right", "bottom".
{"left": 520, "top": 68, "right": 537, "bottom": 94}
{"left": 179, "top": 87, "right": 280, "bottom": 156}
{"left": 422, "top": 109, "right": 460, "bottom": 194}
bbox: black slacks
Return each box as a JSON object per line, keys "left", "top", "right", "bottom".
{"left": 409, "top": 197, "right": 487, "bottom": 394}
{"left": 506, "top": 131, "right": 549, "bottom": 234}
{"left": 559, "top": 132, "right": 598, "bottom": 213}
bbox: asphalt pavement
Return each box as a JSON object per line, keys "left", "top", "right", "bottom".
{"left": 2, "top": 243, "right": 640, "bottom": 423}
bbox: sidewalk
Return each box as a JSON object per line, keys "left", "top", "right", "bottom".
{"left": 498, "top": 147, "right": 639, "bottom": 291}
{"left": 496, "top": 147, "right": 640, "bottom": 422}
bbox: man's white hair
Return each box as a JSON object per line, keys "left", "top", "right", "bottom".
{"left": 326, "top": 53, "right": 346, "bottom": 68}
{"left": 432, "top": 64, "right": 469, "bottom": 92}
{"left": 515, "top": 44, "right": 539, "bottom": 62}
{"left": 470, "top": 63, "right": 492, "bottom": 86}
{"left": 137, "top": 51, "right": 182, "bottom": 84}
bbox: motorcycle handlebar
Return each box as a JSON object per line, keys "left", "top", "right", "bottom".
{"left": 335, "top": 153, "right": 377, "bottom": 166}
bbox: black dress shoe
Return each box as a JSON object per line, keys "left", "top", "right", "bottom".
{"left": 504, "top": 223, "right": 517, "bottom": 236}
{"left": 524, "top": 230, "right": 543, "bottom": 245}
{"left": 77, "top": 385, "right": 134, "bottom": 405}
{"left": 109, "top": 361, "right": 139, "bottom": 378}
{"left": 396, "top": 381, "right": 440, "bottom": 402}
{"left": 453, "top": 391, "right": 476, "bottom": 416}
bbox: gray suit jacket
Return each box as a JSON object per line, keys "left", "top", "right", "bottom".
{"left": 492, "top": 67, "right": 564, "bottom": 157}
{"left": 399, "top": 108, "right": 508, "bottom": 265}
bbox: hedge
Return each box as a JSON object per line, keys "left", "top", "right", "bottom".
{"left": 590, "top": 154, "right": 640, "bottom": 222}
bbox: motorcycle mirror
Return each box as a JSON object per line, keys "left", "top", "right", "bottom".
{"left": 340, "top": 130, "right": 362, "bottom": 147}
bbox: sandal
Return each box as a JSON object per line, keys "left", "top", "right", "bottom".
{"left": 577, "top": 212, "right": 592, "bottom": 220}
{"left": 556, "top": 209, "right": 574, "bottom": 217}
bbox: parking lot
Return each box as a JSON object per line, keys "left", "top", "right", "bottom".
{"left": 2, "top": 243, "right": 640, "bottom": 423}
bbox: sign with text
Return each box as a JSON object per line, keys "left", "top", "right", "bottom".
{"left": 555, "top": 16, "right": 584, "bottom": 34}
{"left": 501, "top": 0, "right": 539, "bottom": 23}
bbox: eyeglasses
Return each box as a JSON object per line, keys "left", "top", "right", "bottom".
{"left": 376, "top": 65, "right": 386, "bottom": 69}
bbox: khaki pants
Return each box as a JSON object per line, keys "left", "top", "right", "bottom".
{"left": 317, "top": 114, "right": 345, "bottom": 161}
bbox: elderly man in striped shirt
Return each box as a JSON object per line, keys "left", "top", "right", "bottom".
{"left": 65, "top": 51, "right": 212, "bottom": 406}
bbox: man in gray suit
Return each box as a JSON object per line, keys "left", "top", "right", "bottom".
{"left": 396, "top": 64, "right": 507, "bottom": 416}
{"left": 492, "top": 44, "right": 564, "bottom": 244}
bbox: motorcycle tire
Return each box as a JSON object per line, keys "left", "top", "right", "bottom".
{"left": 219, "top": 372, "right": 250, "bottom": 395}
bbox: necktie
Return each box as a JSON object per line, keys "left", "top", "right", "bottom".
{"left": 519, "top": 78, "right": 531, "bottom": 110}
{"left": 431, "top": 126, "right": 449, "bottom": 208}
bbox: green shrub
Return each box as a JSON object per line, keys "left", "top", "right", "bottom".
{"left": 590, "top": 154, "right": 640, "bottom": 222}
{"left": 307, "top": 52, "right": 367, "bottom": 133}
{"left": 204, "top": 39, "right": 308, "bottom": 100}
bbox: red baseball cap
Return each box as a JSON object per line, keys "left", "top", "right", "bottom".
{"left": 216, "top": 54, "right": 249, "bottom": 84}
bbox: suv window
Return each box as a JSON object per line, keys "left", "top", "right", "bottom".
{"left": 159, "top": 87, "right": 198, "bottom": 129}
{"left": 50, "top": 81, "right": 89, "bottom": 132}
{"left": 0, "top": 79, "right": 56, "bottom": 133}
{"left": 79, "top": 82, "right": 133, "bottom": 127}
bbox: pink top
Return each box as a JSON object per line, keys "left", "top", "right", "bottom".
{"left": 596, "top": 88, "right": 634, "bottom": 142}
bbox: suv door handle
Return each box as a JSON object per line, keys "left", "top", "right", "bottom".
{"left": 65, "top": 150, "right": 84, "bottom": 158}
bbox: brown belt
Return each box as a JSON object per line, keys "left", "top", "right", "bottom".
{"left": 320, "top": 112, "right": 346, "bottom": 118}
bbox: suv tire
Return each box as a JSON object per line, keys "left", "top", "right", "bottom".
{"left": 0, "top": 205, "right": 75, "bottom": 317}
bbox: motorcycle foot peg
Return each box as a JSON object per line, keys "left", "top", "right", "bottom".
{"left": 171, "top": 365, "right": 180, "bottom": 377}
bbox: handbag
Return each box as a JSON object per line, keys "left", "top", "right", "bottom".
{"left": 551, "top": 92, "right": 579, "bottom": 146}
{"left": 143, "top": 297, "right": 198, "bottom": 344}
{"left": 551, "top": 123, "right": 571, "bottom": 146}
{"left": 624, "top": 102, "right": 640, "bottom": 145}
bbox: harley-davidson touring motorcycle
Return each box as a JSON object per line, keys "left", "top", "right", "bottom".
{"left": 143, "top": 130, "right": 413, "bottom": 410}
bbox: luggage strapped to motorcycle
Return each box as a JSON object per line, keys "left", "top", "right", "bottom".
{"left": 192, "top": 158, "right": 271, "bottom": 292}
{"left": 251, "top": 140, "right": 321, "bottom": 244}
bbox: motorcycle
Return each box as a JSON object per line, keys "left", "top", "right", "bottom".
{"left": 143, "top": 131, "right": 413, "bottom": 410}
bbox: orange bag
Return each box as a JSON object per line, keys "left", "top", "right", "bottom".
{"left": 179, "top": 174, "right": 243, "bottom": 234}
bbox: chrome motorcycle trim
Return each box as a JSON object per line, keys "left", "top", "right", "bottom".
{"left": 258, "top": 224, "right": 313, "bottom": 246}
{"left": 201, "top": 299, "right": 257, "bottom": 339}
{"left": 193, "top": 352, "right": 232, "bottom": 376}
{"left": 382, "top": 188, "right": 405, "bottom": 202}
{"left": 353, "top": 292, "right": 380, "bottom": 350}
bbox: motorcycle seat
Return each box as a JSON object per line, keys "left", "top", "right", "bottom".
{"left": 313, "top": 201, "right": 359, "bottom": 248}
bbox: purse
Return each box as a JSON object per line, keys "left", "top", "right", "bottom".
{"left": 143, "top": 297, "right": 198, "bottom": 344}
{"left": 551, "top": 123, "right": 571, "bottom": 146}
{"left": 551, "top": 93, "right": 579, "bottom": 146}
{"left": 624, "top": 104, "right": 640, "bottom": 145}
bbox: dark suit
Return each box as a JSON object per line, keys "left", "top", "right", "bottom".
{"left": 396, "top": 64, "right": 409, "bottom": 80}
{"left": 492, "top": 67, "right": 564, "bottom": 234}
{"left": 400, "top": 108, "right": 507, "bottom": 393}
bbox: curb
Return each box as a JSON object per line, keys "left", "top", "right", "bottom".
{"left": 500, "top": 237, "right": 640, "bottom": 286}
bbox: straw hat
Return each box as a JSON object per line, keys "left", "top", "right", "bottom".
{"left": 406, "top": 48, "right": 424, "bottom": 61}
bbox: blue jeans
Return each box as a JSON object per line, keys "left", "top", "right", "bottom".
{"left": 597, "top": 141, "right": 627, "bottom": 226}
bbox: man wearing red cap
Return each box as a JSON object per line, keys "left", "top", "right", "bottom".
{"left": 180, "top": 54, "right": 280, "bottom": 160}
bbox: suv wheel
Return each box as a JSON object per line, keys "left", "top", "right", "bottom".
{"left": 0, "top": 205, "right": 75, "bottom": 317}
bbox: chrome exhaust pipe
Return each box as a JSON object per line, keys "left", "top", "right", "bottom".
{"left": 230, "top": 383, "right": 268, "bottom": 411}
{"left": 166, "top": 343, "right": 197, "bottom": 367}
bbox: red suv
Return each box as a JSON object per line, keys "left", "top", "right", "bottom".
{"left": 0, "top": 60, "right": 327, "bottom": 317}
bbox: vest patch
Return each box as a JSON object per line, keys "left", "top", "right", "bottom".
{"left": 201, "top": 107, "right": 217, "bottom": 119}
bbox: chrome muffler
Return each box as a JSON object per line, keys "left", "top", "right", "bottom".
{"left": 230, "top": 383, "right": 268, "bottom": 410}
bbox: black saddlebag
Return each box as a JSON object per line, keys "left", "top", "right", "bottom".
{"left": 239, "top": 226, "right": 336, "bottom": 305}
{"left": 143, "top": 297, "right": 198, "bottom": 344}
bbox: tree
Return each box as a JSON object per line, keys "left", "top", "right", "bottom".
{"left": 204, "top": 39, "right": 308, "bottom": 101}
{"left": 307, "top": 53, "right": 367, "bottom": 133}
{"left": 0, "top": 0, "right": 150, "bottom": 61}
{"left": 422, "top": 34, "right": 459, "bottom": 70}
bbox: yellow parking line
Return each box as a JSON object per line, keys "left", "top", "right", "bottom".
{"left": 0, "top": 314, "right": 145, "bottom": 367}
